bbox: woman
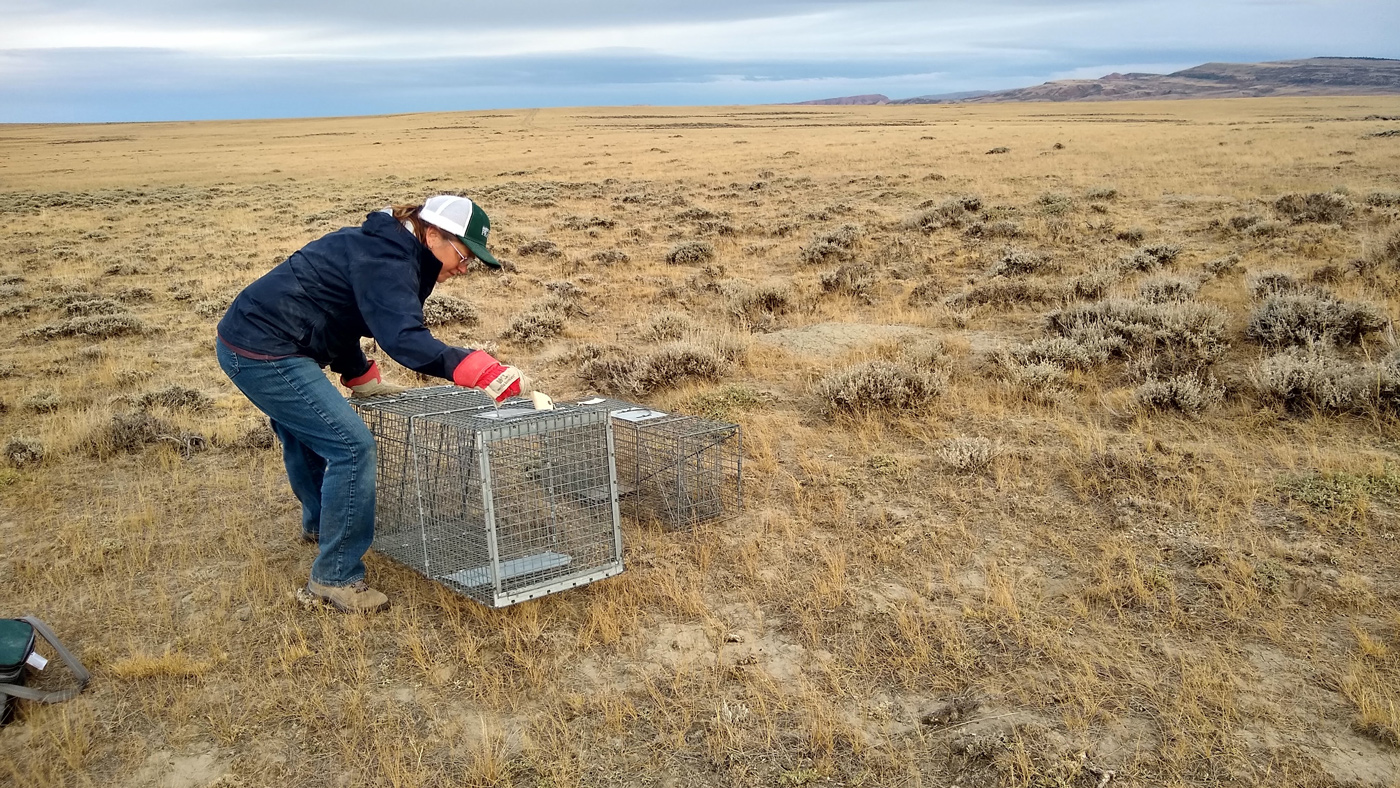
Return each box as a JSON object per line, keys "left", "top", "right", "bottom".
{"left": 217, "top": 194, "right": 530, "bottom": 613}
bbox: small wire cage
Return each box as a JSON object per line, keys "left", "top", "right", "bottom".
{"left": 353, "top": 387, "right": 623, "bottom": 607}
{"left": 570, "top": 396, "right": 742, "bottom": 530}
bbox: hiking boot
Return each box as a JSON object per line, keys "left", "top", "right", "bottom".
{"left": 300, "top": 530, "right": 319, "bottom": 545}
{"left": 304, "top": 579, "right": 389, "bottom": 614}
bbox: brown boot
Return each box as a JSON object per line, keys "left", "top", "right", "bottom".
{"left": 304, "top": 579, "right": 389, "bottom": 614}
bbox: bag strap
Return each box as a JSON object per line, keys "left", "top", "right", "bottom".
{"left": 0, "top": 617, "right": 90, "bottom": 703}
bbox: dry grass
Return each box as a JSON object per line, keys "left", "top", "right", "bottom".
{"left": 2, "top": 96, "right": 1400, "bottom": 787}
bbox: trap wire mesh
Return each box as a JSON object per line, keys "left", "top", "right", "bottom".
{"left": 353, "top": 387, "right": 623, "bottom": 607}
{"left": 572, "top": 396, "right": 742, "bottom": 530}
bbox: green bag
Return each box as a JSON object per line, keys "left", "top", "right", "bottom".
{"left": 0, "top": 617, "right": 90, "bottom": 726}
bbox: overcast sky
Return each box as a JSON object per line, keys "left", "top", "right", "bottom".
{"left": 1, "top": 0, "right": 1395, "bottom": 123}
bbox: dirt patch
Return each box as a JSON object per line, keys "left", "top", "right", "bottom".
{"left": 124, "top": 748, "right": 227, "bottom": 788}
{"left": 1238, "top": 644, "right": 1400, "bottom": 786}
{"left": 755, "top": 322, "right": 930, "bottom": 355}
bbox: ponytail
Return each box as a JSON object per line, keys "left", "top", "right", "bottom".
{"left": 387, "top": 204, "right": 436, "bottom": 245}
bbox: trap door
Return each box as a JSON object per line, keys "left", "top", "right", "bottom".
{"left": 475, "top": 410, "right": 624, "bottom": 607}
{"left": 673, "top": 423, "right": 741, "bottom": 524}
{"left": 411, "top": 411, "right": 494, "bottom": 603}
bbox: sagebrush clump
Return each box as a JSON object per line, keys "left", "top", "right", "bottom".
{"left": 517, "top": 239, "right": 563, "bottom": 257}
{"left": 1116, "top": 226, "right": 1147, "bottom": 244}
{"left": 667, "top": 240, "right": 716, "bottom": 265}
{"left": 819, "top": 263, "right": 878, "bottom": 302}
{"left": 638, "top": 311, "right": 695, "bottom": 342}
{"left": 1047, "top": 299, "right": 1228, "bottom": 370}
{"left": 1246, "top": 293, "right": 1387, "bottom": 348}
{"left": 1367, "top": 228, "right": 1400, "bottom": 269}
{"left": 1119, "top": 243, "right": 1182, "bottom": 271}
{"left": 1366, "top": 191, "right": 1400, "bottom": 207}
{"left": 905, "top": 198, "right": 978, "bottom": 232}
{"left": 422, "top": 295, "right": 479, "bottom": 327}
{"left": 1255, "top": 349, "right": 1367, "bottom": 411}
{"left": 630, "top": 344, "right": 723, "bottom": 394}
{"left": 1274, "top": 192, "right": 1353, "bottom": 224}
{"left": 501, "top": 308, "right": 565, "bottom": 345}
{"left": 554, "top": 214, "right": 615, "bottom": 231}
{"left": 578, "top": 343, "right": 722, "bottom": 394}
{"left": 3, "top": 437, "right": 44, "bottom": 467}
{"left": 1004, "top": 361, "right": 1071, "bottom": 403}
{"left": 814, "top": 360, "right": 945, "bottom": 417}
{"left": 224, "top": 420, "right": 276, "bottom": 452}
{"left": 937, "top": 437, "right": 998, "bottom": 472}
{"left": 22, "top": 390, "right": 59, "bottom": 413}
{"left": 1138, "top": 275, "right": 1201, "bottom": 304}
{"left": 84, "top": 411, "right": 205, "bottom": 457}
{"left": 723, "top": 281, "right": 792, "bottom": 330}
{"left": 812, "top": 223, "right": 863, "bottom": 248}
{"left": 589, "top": 249, "right": 630, "bottom": 265}
{"left": 946, "top": 278, "right": 1059, "bottom": 310}
{"left": 1036, "top": 192, "right": 1075, "bottom": 216}
{"left": 1132, "top": 373, "right": 1225, "bottom": 416}
{"left": 137, "top": 385, "right": 213, "bottom": 413}
{"left": 1065, "top": 268, "right": 1122, "bottom": 301}
{"left": 62, "top": 296, "right": 124, "bottom": 317}
{"left": 1202, "top": 255, "right": 1241, "bottom": 277}
{"left": 901, "top": 338, "right": 952, "bottom": 373}
{"left": 964, "top": 219, "right": 1022, "bottom": 240}
{"left": 986, "top": 247, "right": 1053, "bottom": 277}
{"left": 1008, "top": 336, "right": 1116, "bottom": 370}
{"left": 22, "top": 314, "right": 145, "bottom": 340}
{"left": 801, "top": 224, "right": 862, "bottom": 264}
{"left": 1245, "top": 270, "right": 1287, "bottom": 298}
{"left": 194, "top": 296, "right": 234, "bottom": 319}
{"left": 906, "top": 281, "right": 943, "bottom": 307}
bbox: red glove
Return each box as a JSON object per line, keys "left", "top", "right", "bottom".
{"left": 341, "top": 361, "right": 408, "bottom": 397}
{"left": 342, "top": 361, "right": 381, "bottom": 388}
{"left": 452, "top": 350, "right": 531, "bottom": 403}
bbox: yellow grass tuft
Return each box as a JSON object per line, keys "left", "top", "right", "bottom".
{"left": 107, "top": 649, "right": 216, "bottom": 680}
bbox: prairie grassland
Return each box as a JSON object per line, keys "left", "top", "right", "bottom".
{"left": 2, "top": 97, "right": 1400, "bottom": 787}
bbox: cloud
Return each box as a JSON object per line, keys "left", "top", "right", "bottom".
{"left": 1, "top": 0, "right": 1396, "bottom": 121}
{"left": 2, "top": 3, "right": 1086, "bottom": 60}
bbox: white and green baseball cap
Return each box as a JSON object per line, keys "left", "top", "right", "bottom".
{"left": 419, "top": 194, "right": 500, "bottom": 268}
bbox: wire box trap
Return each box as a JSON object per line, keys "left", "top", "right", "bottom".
{"left": 570, "top": 396, "right": 743, "bottom": 530}
{"left": 353, "top": 388, "right": 624, "bottom": 608}
{"left": 353, "top": 387, "right": 743, "bottom": 605}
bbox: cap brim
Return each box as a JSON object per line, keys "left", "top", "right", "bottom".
{"left": 460, "top": 236, "right": 500, "bottom": 269}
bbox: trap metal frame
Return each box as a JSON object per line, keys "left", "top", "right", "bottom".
{"left": 570, "top": 396, "right": 743, "bottom": 530}
{"left": 353, "top": 387, "right": 623, "bottom": 608}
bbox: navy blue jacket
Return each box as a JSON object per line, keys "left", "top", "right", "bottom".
{"left": 217, "top": 211, "right": 472, "bottom": 380}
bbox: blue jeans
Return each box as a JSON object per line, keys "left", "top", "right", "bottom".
{"left": 216, "top": 341, "right": 376, "bottom": 586}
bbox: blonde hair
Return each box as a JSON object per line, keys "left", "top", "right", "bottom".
{"left": 388, "top": 204, "right": 449, "bottom": 246}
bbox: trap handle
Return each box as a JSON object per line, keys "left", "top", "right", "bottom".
{"left": 0, "top": 617, "right": 91, "bottom": 703}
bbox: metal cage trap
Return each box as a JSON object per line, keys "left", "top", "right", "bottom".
{"left": 353, "top": 387, "right": 623, "bottom": 608}
{"left": 570, "top": 396, "right": 743, "bottom": 530}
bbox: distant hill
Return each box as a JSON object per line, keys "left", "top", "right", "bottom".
{"left": 891, "top": 90, "right": 993, "bottom": 104}
{"left": 900, "top": 58, "right": 1400, "bottom": 104}
{"left": 797, "top": 58, "right": 1400, "bottom": 105}
{"left": 790, "top": 94, "right": 890, "bottom": 106}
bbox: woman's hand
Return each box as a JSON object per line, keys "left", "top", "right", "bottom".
{"left": 348, "top": 380, "right": 410, "bottom": 398}
{"left": 341, "top": 361, "right": 409, "bottom": 398}
{"left": 453, "top": 350, "right": 532, "bottom": 403}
